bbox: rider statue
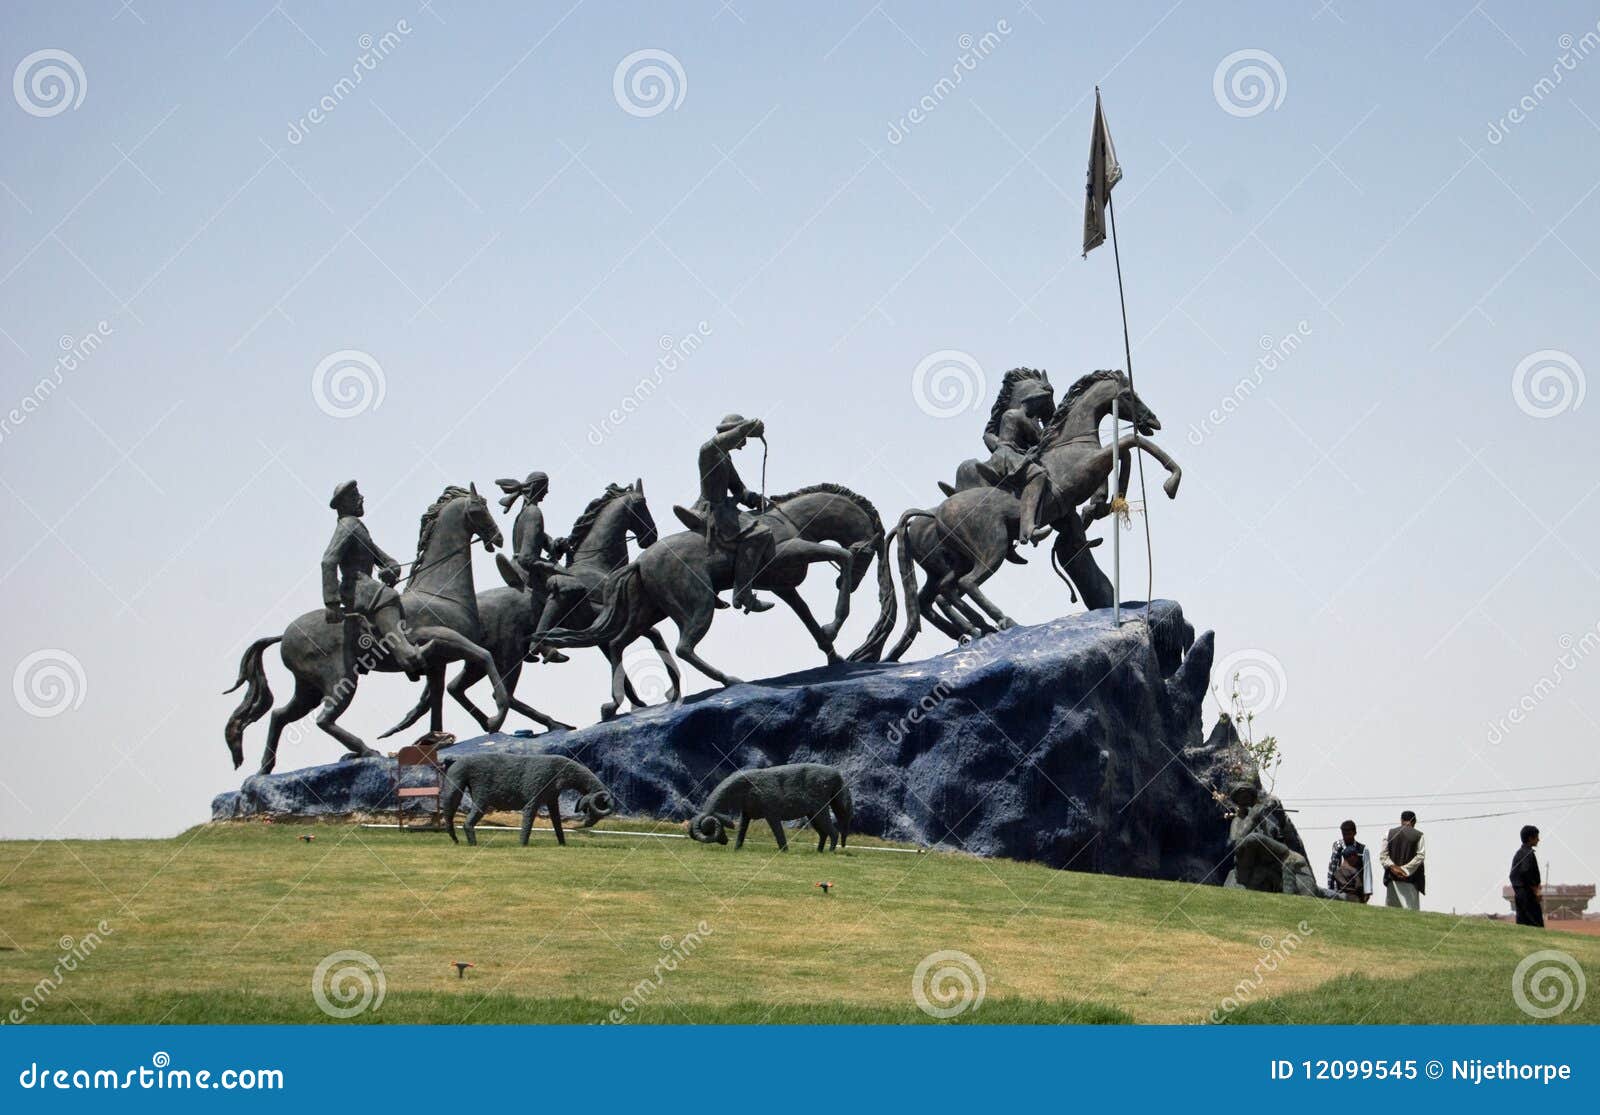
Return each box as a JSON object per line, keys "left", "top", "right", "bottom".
{"left": 495, "top": 470, "right": 568, "bottom": 663}
{"left": 940, "top": 368, "right": 1054, "bottom": 498}
{"left": 496, "top": 471, "right": 566, "bottom": 575}
{"left": 976, "top": 374, "right": 1051, "bottom": 486}
{"left": 320, "top": 480, "right": 425, "bottom": 677}
{"left": 692, "top": 414, "right": 775, "bottom": 613}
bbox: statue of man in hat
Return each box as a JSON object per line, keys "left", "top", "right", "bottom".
{"left": 693, "top": 414, "right": 775, "bottom": 613}
{"left": 495, "top": 470, "right": 569, "bottom": 663}
{"left": 320, "top": 480, "right": 427, "bottom": 677}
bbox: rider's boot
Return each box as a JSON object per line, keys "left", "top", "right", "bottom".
{"left": 733, "top": 548, "right": 774, "bottom": 613}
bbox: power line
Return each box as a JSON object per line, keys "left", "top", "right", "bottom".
{"left": 1285, "top": 778, "right": 1600, "bottom": 804}
{"left": 1298, "top": 799, "right": 1600, "bottom": 828}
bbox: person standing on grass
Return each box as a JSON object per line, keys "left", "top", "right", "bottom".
{"left": 1509, "top": 824, "right": 1544, "bottom": 928}
{"left": 1380, "top": 810, "right": 1426, "bottom": 910}
{"left": 1326, "top": 820, "right": 1373, "bottom": 902}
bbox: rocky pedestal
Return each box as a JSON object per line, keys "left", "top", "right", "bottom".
{"left": 214, "top": 601, "right": 1245, "bottom": 882}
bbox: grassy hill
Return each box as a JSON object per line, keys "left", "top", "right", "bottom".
{"left": 2, "top": 820, "right": 1595, "bottom": 1024}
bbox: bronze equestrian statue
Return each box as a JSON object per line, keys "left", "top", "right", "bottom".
{"left": 381, "top": 479, "right": 665, "bottom": 738}
{"left": 533, "top": 416, "right": 895, "bottom": 720}
{"left": 939, "top": 368, "right": 1054, "bottom": 497}
{"left": 888, "top": 370, "right": 1181, "bottom": 659}
{"left": 225, "top": 484, "right": 512, "bottom": 774}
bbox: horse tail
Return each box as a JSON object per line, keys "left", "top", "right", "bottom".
{"left": 223, "top": 635, "right": 282, "bottom": 769}
{"left": 885, "top": 510, "right": 934, "bottom": 662}
{"left": 538, "top": 564, "right": 641, "bottom": 649}
{"left": 441, "top": 762, "right": 468, "bottom": 844}
{"left": 846, "top": 531, "right": 898, "bottom": 663}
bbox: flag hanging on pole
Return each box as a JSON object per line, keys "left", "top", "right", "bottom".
{"left": 1082, "top": 87, "right": 1121, "bottom": 257}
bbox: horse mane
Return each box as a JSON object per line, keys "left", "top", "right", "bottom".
{"left": 985, "top": 367, "right": 1052, "bottom": 440}
{"left": 769, "top": 482, "right": 883, "bottom": 539}
{"left": 1044, "top": 369, "right": 1125, "bottom": 439}
{"left": 564, "top": 483, "right": 630, "bottom": 555}
{"left": 411, "top": 485, "right": 471, "bottom": 577}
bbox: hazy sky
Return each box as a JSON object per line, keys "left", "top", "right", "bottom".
{"left": 2, "top": 1, "right": 1598, "bottom": 915}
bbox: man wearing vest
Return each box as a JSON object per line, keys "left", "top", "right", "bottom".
{"left": 1380, "top": 810, "right": 1426, "bottom": 910}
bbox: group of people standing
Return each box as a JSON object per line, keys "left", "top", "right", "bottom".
{"left": 1325, "top": 813, "right": 1547, "bottom": 927}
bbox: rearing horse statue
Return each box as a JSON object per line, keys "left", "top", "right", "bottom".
{"left": 887, "top": 370, "right": 1181, "bottom": 660}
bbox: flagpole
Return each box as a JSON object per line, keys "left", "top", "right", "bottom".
{"left": 1106, "top": 189, "right": 1152, "bottom": 625}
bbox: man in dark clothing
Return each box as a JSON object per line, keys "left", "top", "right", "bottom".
{"left": 1510, "top": 824, "right": 1544, "bottom": 928}
{"left": 1380, "top": 810, "right": 1426, "bottom": 910}
{"left": 1326, "top": 819, "right": 1373, "bottom": 902}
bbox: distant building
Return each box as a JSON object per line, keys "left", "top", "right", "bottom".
{"left": 1502, "top": 883, "right": 1596, "bottom": 920}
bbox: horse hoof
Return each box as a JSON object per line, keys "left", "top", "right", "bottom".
{"left": 600, "top": 704, "right": 619, "bottom": 721}
{"left": 723, "top": 676, "right": 744, "bottom": 687}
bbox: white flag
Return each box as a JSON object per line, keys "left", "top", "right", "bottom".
{"left": 1082, "top": 88, "right": 1122, "bottom": 257}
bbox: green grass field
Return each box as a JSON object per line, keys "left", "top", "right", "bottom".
{"left": 2, "top": 820, "right": 1595, "bottom": 1025}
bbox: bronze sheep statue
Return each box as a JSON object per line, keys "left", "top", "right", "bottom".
{"left": 442, "top": 753, "right": 616, "bottom": 846}
{"left": 689, "top": 762, "right": 852, "bottom": 852}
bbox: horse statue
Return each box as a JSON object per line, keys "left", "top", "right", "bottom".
{"left": 886, "top": 370, "right": 1181, "bottom": 660}
{"left": 939, "top": 368, "right": 1055, "bottom": 496}
{"left": 377, "top": 479, "right": 664, "bottom": 738}
{"left": 224, "top": 484, "right": 511, "bottom": 775}
{"left": 534, "top": 484, "right": 896, "bottom": 720}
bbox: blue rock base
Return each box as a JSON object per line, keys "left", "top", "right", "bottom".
{"left": 213, "top": 601, "right": 1241, "bottom": 882}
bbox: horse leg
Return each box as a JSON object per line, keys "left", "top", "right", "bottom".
{"left": 1112, "top": 433, "right": 1183, "bottom": 498}
{"left": 642, "top": 626, "right": 682, "bottom": 701}
{"left": 931, "top": 572, "right": 988, "bottom": 639}
{"left": 448, "top": 662, "right": 493, "bottom": 733}
{"left": 313, "top": 676, "right": 376, "bottom": 761}
{"left": 775, "top": 587, "right": 842, "bottom": 664}
{"left": 414, "top": 626, "right": 511, "bottom": 733}
{"left": 918, "top": 578, "right": 967, "bottom": 641}
{"left": 505, "top": 667, "right": 574, "bottom": 732}
{"left": 377, "top": 681, "right": 432, "bottom": 740}
{"left": 261, "top": 681, "right": 320, "bottom": 775}
{"left": 599, "top": 637, "right": 636, "bottom": 721}
{"left": 674, "top": 601, "right": 742, "bottom": 687}
{"left": 956, "top": 552, "right": 1018, "bottom": 630}
{"left": 427, "top": 663, "right": 447, "bottom": 732}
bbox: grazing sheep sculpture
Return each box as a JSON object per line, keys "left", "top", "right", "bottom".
{"left": 442, "top": 753, "right": 616, "bottom": 846}
{"left": 689, "top": 763, "right": 852, "bottom": 852}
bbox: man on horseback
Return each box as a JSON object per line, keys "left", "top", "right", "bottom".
{"left": 496, "top": 470, "right": 568, "bottom": 662}
{"left": 321, "top": 480, "right": 426, "bottom": 677}
{"left": 692, "top": 414, "right": 775, "bottom": 614}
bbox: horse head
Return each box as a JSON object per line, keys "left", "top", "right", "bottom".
{"left": 625, "top": 477, "right": 659, "bottom": 549}
{"left": 1043, "top": 369, "right": 1161, "bottom": 447}
{"left": 1116, "top": 376, "right": 1161, "bottom": 435}
{"left": 466, "top": 482, "right": 503, "bottom": 553}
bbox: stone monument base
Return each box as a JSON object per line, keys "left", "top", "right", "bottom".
{"left": 213, "top": 601, "right": 1247, "bottom": 882}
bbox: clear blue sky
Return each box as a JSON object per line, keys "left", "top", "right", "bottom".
{"left": 2, "top": 1, "right": 1598, "bottom": 915}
